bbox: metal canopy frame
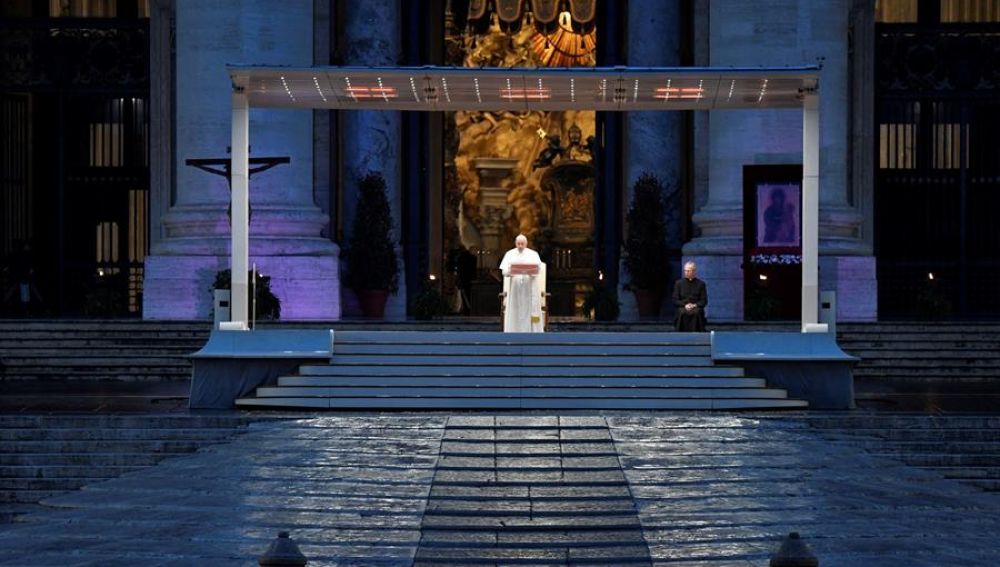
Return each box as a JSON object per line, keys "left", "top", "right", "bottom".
{"left": 225, "top": 65, "right": 821, "bottom": 331}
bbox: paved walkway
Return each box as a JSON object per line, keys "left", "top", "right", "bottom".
{"left": 1, "top": 414, "right": 999, "bottom": 566}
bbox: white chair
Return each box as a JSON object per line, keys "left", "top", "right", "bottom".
{"left": 499, "top": 262, "right": 549, "bottom": 332}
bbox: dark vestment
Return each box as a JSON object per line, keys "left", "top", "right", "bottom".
{"left": 672, "top": 277, "right": 708, "bottom": 332}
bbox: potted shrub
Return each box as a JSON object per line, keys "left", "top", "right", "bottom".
{"left": 343, "top": 172, "right": 399, "bottom": 318}
{"left": 622, "top": 173, "right": 671, "bottom": 317}
{"left": 582, "top": 282, "right": 620, "bottom": 321}
{"left": 412, "top": 283, "right": 449, "bottom": 321}
{"left": 212, "top": 269, "right": 281, "bottom": 321}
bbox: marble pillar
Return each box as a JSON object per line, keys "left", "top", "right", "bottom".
{"left": 143, "top": 0, "right": 341, "bottom": 321}
{"left": 340, "top": 0, "right": 406, "bottom": 320}
{"left": 620, "top": 0, "right": 684, "bottom": 320}
{"left": 683, "top": 0, "right": 876, "bottom": 321}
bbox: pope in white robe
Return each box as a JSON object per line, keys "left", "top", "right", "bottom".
{"left": 499, "top": 234, "right": 544, "bottom": 333}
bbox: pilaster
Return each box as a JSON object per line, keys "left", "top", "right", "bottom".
{"left": 340, "top": 0, "right": 406, "bottom": 320}
{"left": 143, "top": 0, "right": 340, "bottom": 321}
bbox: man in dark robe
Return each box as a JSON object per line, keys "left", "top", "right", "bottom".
{"left": 672, "top": 261, "right": 708, "bottom": 332}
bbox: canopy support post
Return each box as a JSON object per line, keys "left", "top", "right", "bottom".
{"left": 230, "top": 81, "right": 250, "bottom": 330}
{"left": 801, "top": 88, "right": 820, "bottom": 332}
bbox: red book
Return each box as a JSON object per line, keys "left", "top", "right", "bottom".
{"left": 509, "top": 263, "right": 539, "bottom": 276}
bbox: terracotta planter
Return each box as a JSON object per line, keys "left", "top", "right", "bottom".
{"left": 356, "top": 289, "right": 390, "bottom": 318}
{"left": 633, "top": 289, "right": 663, "bottom": 318}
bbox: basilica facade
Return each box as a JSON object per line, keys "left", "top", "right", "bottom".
{"left": 2, "top": 0, "right": 997, "bottom": 321}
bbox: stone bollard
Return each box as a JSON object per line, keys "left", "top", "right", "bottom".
{"left": 258, "top": 531, "right": 308, "bottom": 566}
{"left": 770, "top": 532, "right": 819, "bottom": 567}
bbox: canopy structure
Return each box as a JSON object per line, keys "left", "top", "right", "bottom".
{"left": 225, "top": 65, "right": 821, "bottom": 330}
{"left": 229, "top": 64, "right": 818, "bottom": 112}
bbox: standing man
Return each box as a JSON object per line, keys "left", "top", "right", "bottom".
{"left": 672, "top": 261, "right": 707, "bottom": 332}
{"left": 499, "top": 234, "right": 544, "bottom": 333}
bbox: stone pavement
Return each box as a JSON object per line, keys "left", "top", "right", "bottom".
{"left": 1, "top": 414, "right": 999, "bottom": 566}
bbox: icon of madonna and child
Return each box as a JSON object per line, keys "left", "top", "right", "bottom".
{"left": 757, "top": 182, "right": 800, "bottom": 248}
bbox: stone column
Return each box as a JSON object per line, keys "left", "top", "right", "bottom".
{"left": 683, "top": 0, "right": 876, "bottom": 321}
{"left": 148, "top": 0, "right": 173, "bottom": 250}
{"left": 339, "top": 0, "right": 405, "bottom": 320}
{"left": 143, "top": 0, "right": 341, "bottom": 321}
{"left": 620, "top": 0, "right": 684, "bottom": 320}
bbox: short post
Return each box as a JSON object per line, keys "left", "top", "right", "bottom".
{"left": 213, "top": 288, "right": 231, "bottom": 330}
{"left": 770, "top": 532, "right": 818, "bottom": 567}
{"left": 819, "top": 290, "right": 837, "bottom": 336}
{"left": 251, "top": 263, "right": 257, "bottom": 330}
{"left": 258, "top": 531, "right": 307, "bottom": 566}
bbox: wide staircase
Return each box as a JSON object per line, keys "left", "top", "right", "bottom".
{"left": 0, "top": 320, "right": 208, "bottom": 411}
{"left": 0, "top": 414, "right": 260, "bottom": 523}
{"left": 803, "top": 414, "right": 1000, "bottom": 492}
{"left": 234, "top": 331, "right": 807, "bottom": 410}
{"left": 837, "top": 322, "right": 1000, "bottom": 411}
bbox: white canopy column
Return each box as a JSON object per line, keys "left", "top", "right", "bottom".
{"left": 230, "top": 82, "right": 250, "bottom": 328}
{"left": 802, "top": 89, "right": 820, "bottom": 329}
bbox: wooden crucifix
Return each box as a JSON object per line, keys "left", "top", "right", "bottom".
{"left": 185, "top": 150, "right": 290, "bottom": 220}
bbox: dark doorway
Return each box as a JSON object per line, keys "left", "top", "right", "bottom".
{"left": 0, "top": 14, "right": 150, "bottom": 317}
{"left": 743, "top": 165, "right": 803, "bottom": 321}
{"left": 875, "top": 18, "right": 1000, "bottom": 318}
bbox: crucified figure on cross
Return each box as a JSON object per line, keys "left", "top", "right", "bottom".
{"left": 185, "top": 149, "right": 290, "bottom": 220}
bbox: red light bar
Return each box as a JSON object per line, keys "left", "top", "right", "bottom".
{"left": 499, "top": 88, "right": 551, "bottom": 100}
{"left": 654, "top": 87, "right": 704, "bottom": 100}
{"left": 344, "top": 86, "right": 399, "bottom": 99}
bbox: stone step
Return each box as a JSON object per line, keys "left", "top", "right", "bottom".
{"left": 0, "top": 452, "right": 169, "bottom": 466}
{"left": 253, "top": 386, "right": 792, "bottom": 399}
{"left": 0, "top": 427, "right": 243, "bottom": 442}
{"left": 1, "top": 345, "right": 201, "bottom": 354}
{"left": 1, "top": 371, "right": 190, "bottom": 382}
{"left": 803, "top": 416, "right": 1000, "bottom": 429}
{"left": 871, "top": 453, "right": 1000, "bottom": 468}
{"left": 297, "top": 364, "right": 745, "bottom": 377}
{"left": 4, "top": 356, "right": 190, "bottom": 366}
{"left": 277, "top": 375, "right": 769, "bottom": 388}
{"left": 966, "top": 479, "right": 1000, "bottom": 491}
{"left": 828, "top": 440, "right": 1000, "bottom": 455}
{"left": 0, "top": 477, "right": 100, "bottom": 491}
{"left": 332, "top": 330, "right": 712, "bottom": 345}
{"left": 0, "top": 415, "right": 257, "bottom": 429}
{"left": 0, "top": 503, "right": 48, "bottom": 523}
{"left": 928, "top": 466, "right": 1000, "bottom": 479}
{"left": 855, "top": 358, "right": 1000, "bottom": 368}
{"left": 329, "top": 354, "right": 715, "bottom": 366}
{"left": 815, "top": 428, "right": 1000, "bottom": 442}
{"left": 0, "top": 329, "right": 208, "bottom": 339}
{"left": 0, "top": 320, "right": 207, "bottom": 329}
{"left": 839, "top": 332, "right": 1000, "bottom": 340}
{"left": 0, "top": 333, "right": 206, "bottom": 341}
{"left": 854, "top": 366, "right": 997, "bottom": 382}
{"left": 838, "top": 325, "right": 1000, "bottom": 333}
{"left": 845, "top": 349, "right": 1000, "bottom": 358}
{"left": 0, "top": 489, "right": 75, "bottom": 504}
{"left": 332, "top": 343, "right": 711, "bottom": 356}
{"left": 235, "top": 397, "right": 808, "bottom": 410}
{"left": 0, "top": 465, "right": 151, "bottom": 479}
{"left": 0, "top": 440, "right": 231, "bottom": 454}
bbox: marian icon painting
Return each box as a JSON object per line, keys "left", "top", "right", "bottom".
{"left": 756, "top": 182, "right": 801, "bottom": 248}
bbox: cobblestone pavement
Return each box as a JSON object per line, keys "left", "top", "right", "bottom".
{"left": 1, "top": 414, "right": 999, "bottom": 566}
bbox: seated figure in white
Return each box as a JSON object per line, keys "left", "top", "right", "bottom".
{"left": 499, "top": 234, "right": 545, "bottom": 333}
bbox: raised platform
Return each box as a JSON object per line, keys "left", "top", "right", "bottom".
{"left": 212, "top": 330, "right": 812, "bottom": 410}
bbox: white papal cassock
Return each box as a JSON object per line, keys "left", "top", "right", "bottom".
{"left": 499, "top": 247, "right": 544, "bottom": 333}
